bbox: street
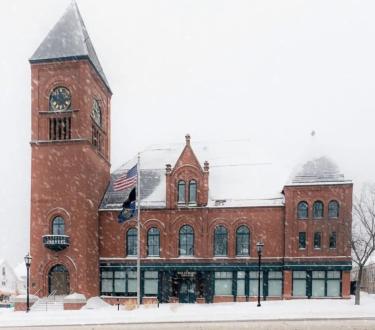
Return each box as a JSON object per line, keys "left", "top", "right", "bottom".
{"left": 2, "top": 319, "right": 375, "bottom": 330}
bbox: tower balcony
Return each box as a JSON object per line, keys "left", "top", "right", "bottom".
{"left": 42, "top": 235, "right": 70, "bottom": 251}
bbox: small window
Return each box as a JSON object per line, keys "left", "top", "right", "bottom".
{"left": 147, "top": 227, "right": 160, "bottom": 257}
{"left": 214, "top": 225, "right": 228, "bottom": 256}
{"left": 127, "top": 228, "right": 137, "bottom": 256}
{"left": 297, "top": 201, "right": 308, "bottom": 219}
{"left": 313, "top": 201, "right": 324, "bottom": 218}
{"left": 328, "top": 200, "right": 339, "bottom": 218}
{"left": 179, "top": 225, "right": 194, "bottom": 256}
{"left": 92, "top": 99, "right": 102, "bottom": 127}
{"left": 52, "top": 216, "right": 65, "bottom": 235}
{"left": 188, "top": 180, "right": 197, "bottom": 205}
{"left": 329, "top": 232, "right": 337, "bottom": 249}
{"left": 314, "top": 232, "right": 321, "bottom": 249}
{"left": 299, "top": 232, "right": 306, "bottom": 249}
{"left": 177, "top": 180, "right": 186, "bottom": 204}
{"left": 236, "top": 226, "right": 250, "bottom": 256}
{"left": 2, "top": 267, "right": 5, "bottom": 276}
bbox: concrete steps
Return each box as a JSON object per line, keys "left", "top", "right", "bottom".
{"left": 31, "top": 295, "right": 65, "bottom": 312}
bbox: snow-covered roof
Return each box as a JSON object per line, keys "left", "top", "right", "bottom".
{"left": 29, "top": 2, "right": 111, "bottom": 93}
{"left": 287, "top": 156, "right": 351, "bottom": 186}
{"left": 100, "top": 139, "right": 351, "bottom": 211}
{"left": 100, "top": 140, "right": 291, "bottom": 210}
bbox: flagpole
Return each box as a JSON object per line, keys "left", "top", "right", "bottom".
{"left": 136, "top": 152, "right": 141, "bottom": 307}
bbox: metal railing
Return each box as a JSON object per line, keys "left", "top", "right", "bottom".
{"left": 42, "top": 235, "right": 70, "bottom": 251}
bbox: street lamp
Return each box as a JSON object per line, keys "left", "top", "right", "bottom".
{"left": 24, "top": 253, "right": 32, "bottom": 313}
{"left": 256, "top": 241, "right": 264, "bottom": 307}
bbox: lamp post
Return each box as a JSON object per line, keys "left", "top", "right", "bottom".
{"left": 256, "top": 241, "right": 264, "bottom": 307}
{"left": 24, "top": 253, "right": 32, "bottom": 313}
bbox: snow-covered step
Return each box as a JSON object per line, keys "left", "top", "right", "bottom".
{"left": 30, "top": 296, "right": 65, "bottom": 312}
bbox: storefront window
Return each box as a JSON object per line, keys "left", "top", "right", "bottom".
{"left": 249, "top": 271, "right": 263, "bottom": 296}
{"left": 144, "top": 271, "right": 158, "bottom": 295}
{"left": 100, "top": 270, "right": 137, "bottom": 296}
{"left": 312, "top": 271, "right": 325, "bottom": 297}
{"left": 101, "top": 271, "right": 113, "bottom": 293}
{"left": 292, "top": 271, "right": 307, "bottom": 297}
{"left": 268, "top": 271, "right": 282, "bottom": 296}
{"left": 215, "top": 272, "right": 232, "bottom": 295}
{"left": 127, "top": 271, "right": 137, "bottom": 294}
{"left": 114, "top": 271, "right": 125, "bottom": 293}
{"left": 327, "top": 271, "right": 341, "bottom": 297}
{"left": 237, "top": 271, "right": 245, "bottom": 296}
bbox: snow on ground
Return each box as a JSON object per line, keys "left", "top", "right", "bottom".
{"left": 1, "top": 294, "right": 375, "bottom": 327}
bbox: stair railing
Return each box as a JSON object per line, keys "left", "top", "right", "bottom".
{"left": 46, "top": 290, "right": 57, "bottom": 311}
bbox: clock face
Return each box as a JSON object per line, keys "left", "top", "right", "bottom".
{"left": 49, "top": 87, "right": 71, "bottom": 111}
{"left": 92, "top": 99, "right": 102, "bottom": 126}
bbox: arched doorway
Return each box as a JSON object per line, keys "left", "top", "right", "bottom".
{"left": 48, "top": 264, "right": 70, "bottom": 295}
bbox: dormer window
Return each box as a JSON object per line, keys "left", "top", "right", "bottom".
{"left": 188, "top": 180, "right": 197, "bottom": 205}
{"left": 177, "top": 180, "right": 186, "bottom": 204}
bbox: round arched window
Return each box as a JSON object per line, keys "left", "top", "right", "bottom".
{"left": 52, "top": 216, "right": 65, "bottom": 235}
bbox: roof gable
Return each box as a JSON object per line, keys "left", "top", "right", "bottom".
{"left": 29, "top": 1, "right": 111, "bottom": 93}
{"left": 172, "top": 134, "right": 203, "bottom": 172}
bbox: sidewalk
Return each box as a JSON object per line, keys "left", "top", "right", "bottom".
{"left": 1, "top": 294, "right": 374, "bottom": 328}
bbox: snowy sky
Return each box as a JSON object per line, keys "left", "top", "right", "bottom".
{"left": 0, "top": 0, "right": 374, "bottom": 266}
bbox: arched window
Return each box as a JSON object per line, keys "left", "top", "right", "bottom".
{"left": 177, "top": 180, "right": 186, "bottom": 204}
{"left": 328, "top": 200, "right": 339, "bottom": 218}
{"left": 179, "top": 225, "right": 194, "bottom": 256}
{"left": 313, "top": 201, "right": 324, "bottom": 219}
{"left": 52, "top": 216, "right": 65, "bottom": 235}
{"left": 214, "top": 225, "right": 228, "bottom": 256}
{"left": 189, "top": 180, "right": 197, "bottom": 205}
{"left": 127, "top": 228, "right": 137, "bottom": 256}
{"left": 297, "top": 202, "right": 308, "bottom": 219}
{"left": 236, "top": 226, "right": 250, "bottom": 256}
{"left": 147, "top": 227, "right": 160, "bottom": 257}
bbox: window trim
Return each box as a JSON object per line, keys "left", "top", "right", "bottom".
{"left": 126, "top": 228, "right": 137, "bottom": 257}
{"left": 214, "top": 225, "right": 228, "bottom": 257}
{"left": 313, "top": 232, "right": 322, "bottom": 249}
{"left": 188, "top": 180, "right": 197, "bottom": 205}
{"left": 298, "top": 232, "right": 307, "bottom": 250}
{"left": 177, "top": 180, "right": 186, "bottom": 204}
{"left": 236, "top": 225, "right": 250, "bottom": 256}
{"left": 51, "top": 216, "right": 65, "bottom": 235}
{"left": 313, "top": 201, "right": 324, "bottom": 219}
{"left": 147, "top": 227, "right": 160, "bottom": 257}
{"left": 179, "top": 225, "right": 194, "bottom": 256}
{"left": 297, "top": 201, "right": 309, "bottom": 219}
{"left": 328, "top": 200, "right": 339, "bottom": 219}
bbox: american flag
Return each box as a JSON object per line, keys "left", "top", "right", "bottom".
{"left": 113, "top": 165, "right": 138, "bottom": 191}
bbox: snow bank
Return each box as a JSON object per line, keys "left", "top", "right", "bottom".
{"left": 81, "top": 297, "right": 112, "bottom": 310}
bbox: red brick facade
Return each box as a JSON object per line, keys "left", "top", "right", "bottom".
{"left": 29, "top": 59, "right": 111, "bottom": 298}
{"left": 28, "top": 3, "right": 353, "bottom": 306}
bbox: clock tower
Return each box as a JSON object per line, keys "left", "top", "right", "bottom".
{"left": 29, "top": 2, "right": 111, "bottom": 298}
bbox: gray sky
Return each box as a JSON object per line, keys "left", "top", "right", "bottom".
{"left": 0, "top": 0, "right": 374, "bottom": 266}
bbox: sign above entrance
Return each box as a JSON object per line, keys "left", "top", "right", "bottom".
{"left": 177, "top": 271, "right": 196, "bottom": 277}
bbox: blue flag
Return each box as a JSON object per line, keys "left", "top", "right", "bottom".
{"left": 118, "top": 188, "right": 137, "bottom": 223}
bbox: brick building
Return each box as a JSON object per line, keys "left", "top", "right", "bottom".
{"left": 29, "top": 3, "right": 353, "bottom": 305}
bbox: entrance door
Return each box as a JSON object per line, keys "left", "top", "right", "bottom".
{"left": 48, "top": 264, "right": 70, "bottom": 295}
{"left": 179, "top": 279, "right": 196, "bottom": 303}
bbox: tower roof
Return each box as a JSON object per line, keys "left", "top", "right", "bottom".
{"left": 30, "top": 1, "right": 111, "bottom": 93}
